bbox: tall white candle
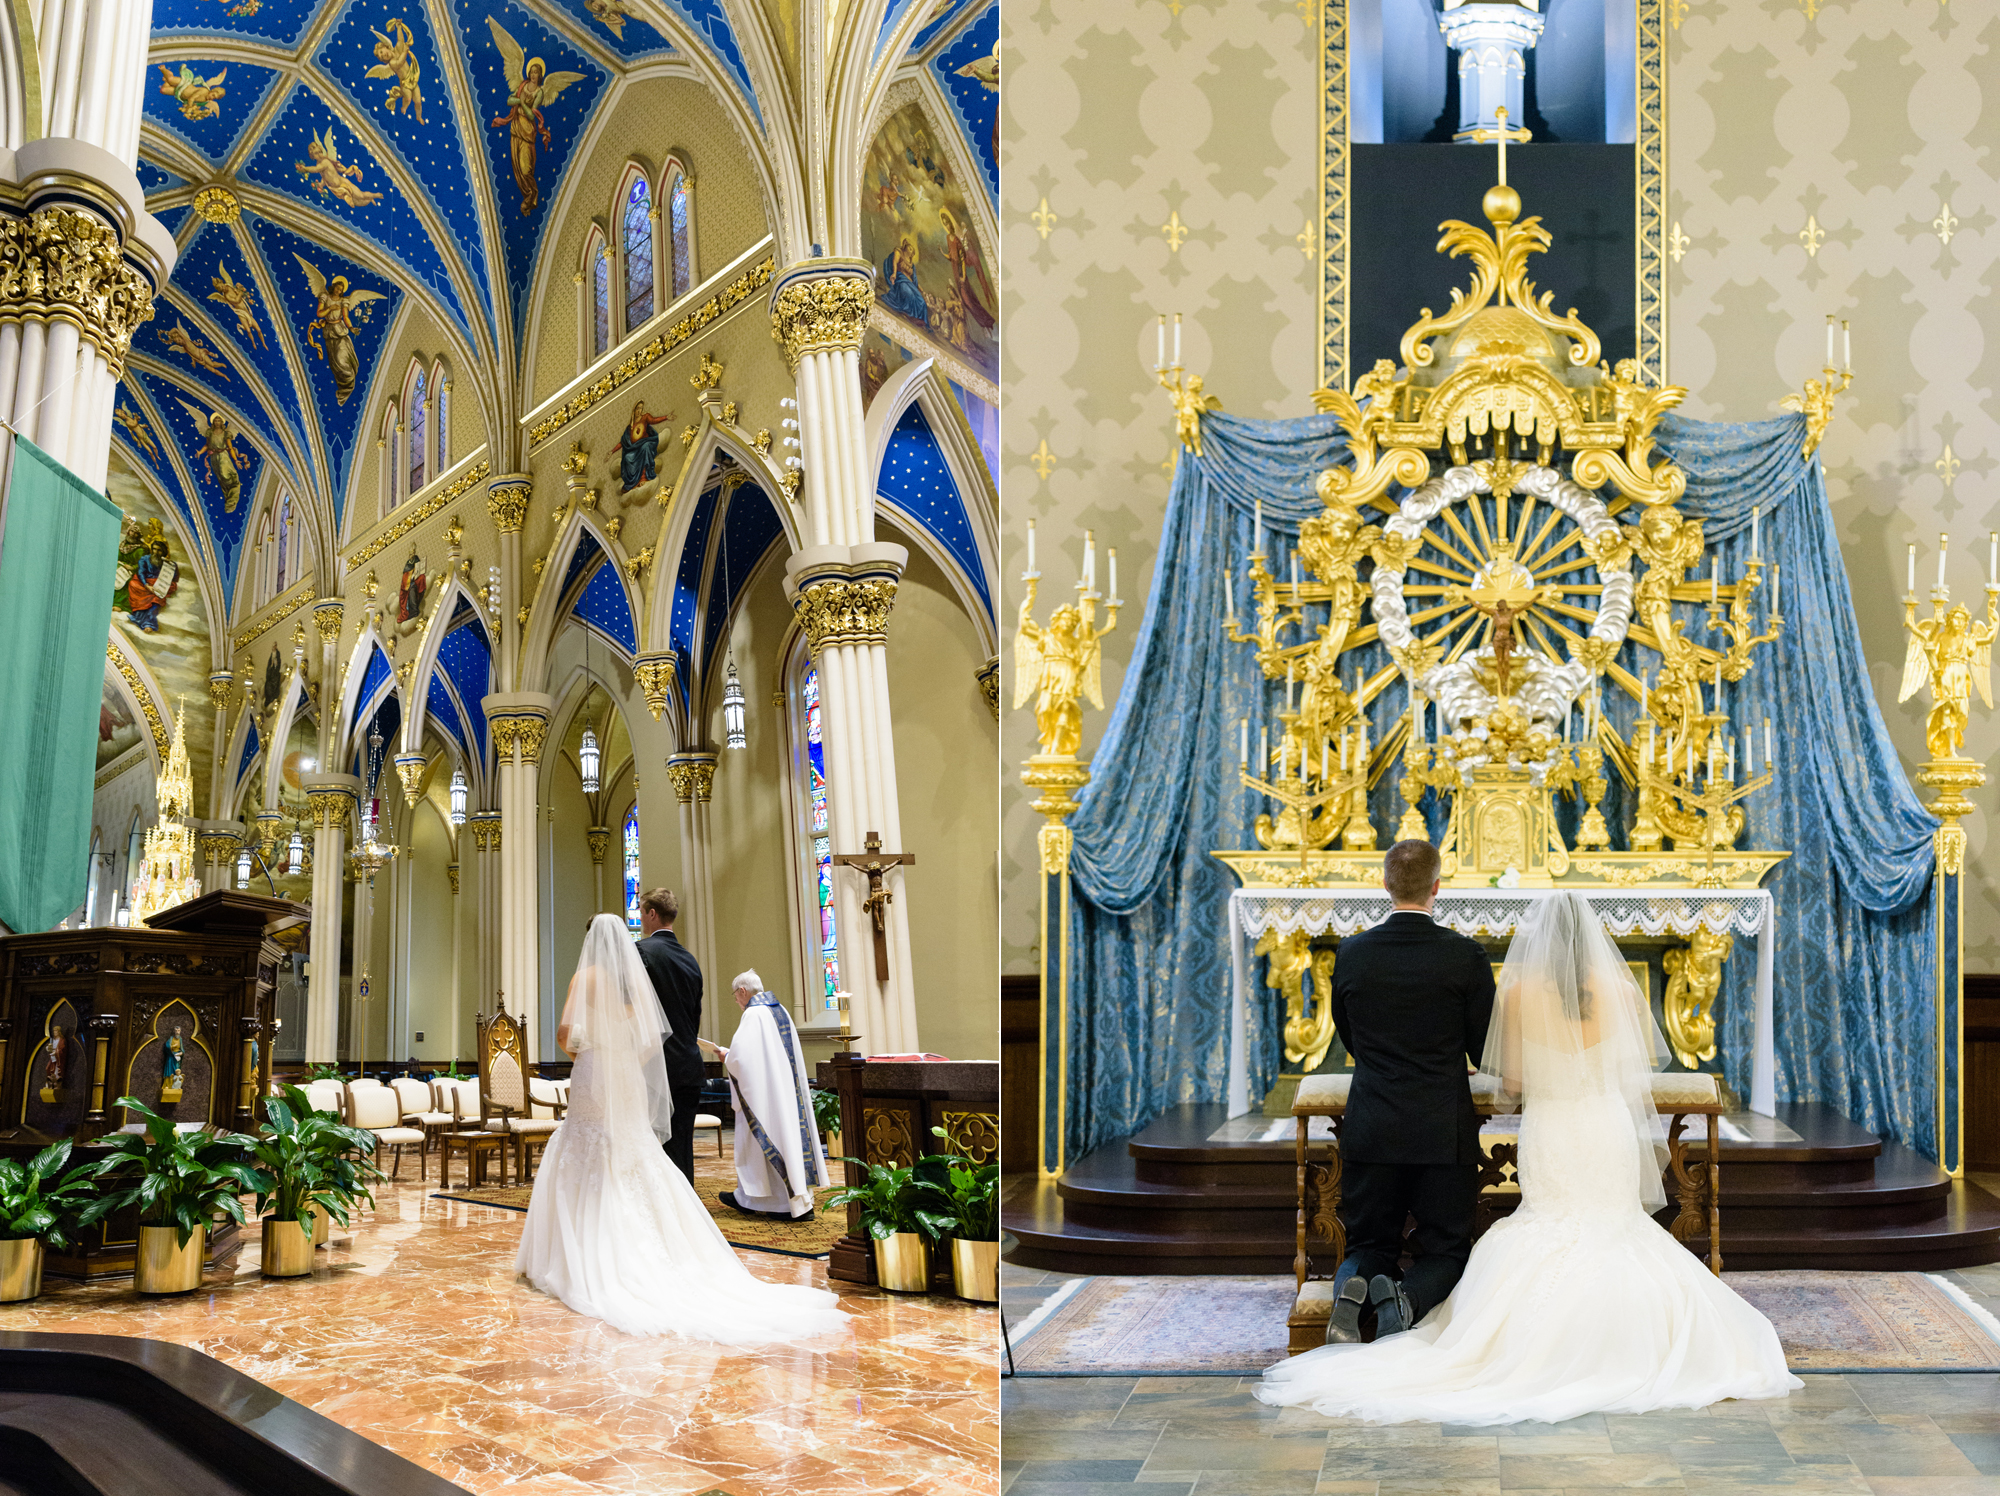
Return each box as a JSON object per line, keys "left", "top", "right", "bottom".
{"left": 1727, "top": 739, "right": 1735, "bottom": 782}
{"left": 1173, "top": 312, "right": 1182, "bottom": 367}
{"left": 1084, "top": 530, "right": 1095, "bottom": 591}
{"left": 1990, "top": 530, "right": 1997, "bottom": 588}
{"left": 1156, "top": 314, "right": 1165, "bottom": 371}
{"left": 1908, "top": 543, "right": 1917, "bottom": 596}
{"left": 1286, "top": 661, "right": 1295, "bottom": 709}
{"left": 1641, "top": 670, "right": 1649, "bottom": 718}
{"left": 1825, "top": 315, "right": 1834, "bottom": 368}
{"left": 1562, "top": 709, "right": 1570, "bottom": 742}
{"left": 1261, "top": 726, "right": 1269, "bottom": 772}
{"left": 1109, "top": 548, "right": 1118, "bottom": 602}
{"left": 1751, "top": 506, "right": 1760, "bottom": 560}
{"left": 1026, "top": 518, "right": 1036, "bottom": 576}
{"left": 1771, "top": 563, "right": 1780, "bottom": 617}
{"left": 1225, "top": 571, "right": 1234, "bottom": 618}
{"left": 1843, "top": 320, "right": 1851, "bottom": 372}
{"left": 1939, "top": 532, "right": 1949, "bottom": 590}
{"left": 1253, "top": 498, "right": 1262, "bottom": 554}
{"left": 1291, "top": 551, "right": 1300, "bottom": 592}
{"left": 1711, "top": 567, "right": 1718, "bottom": 604}
{"left": 1765, "top": 717, "right": 1772, "bottom": 768}
{"left": 1714, "top": 661, "right": 1722, "bottom": 701}
{"left": 1240, "top": 717, "right": 1248, "bottom": 768}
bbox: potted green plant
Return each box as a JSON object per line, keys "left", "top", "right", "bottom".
{"left": 824, "top": 1158, "right": 954, "bottom": 1292}
{"left": 811, "top": 1087, "right": 843, "bottom": 1157}
{"left": 0, "top": 1141, "right": 117, "bottom": 1303}
{"left": 914, "top": 1128, "right": 1000, "bottom": 1303}
{"left": 94, "top": 1098, "right": 266, "bottom": 1294}
{"left": 245, "top": 1085, "right": 383, "bottom": 1278}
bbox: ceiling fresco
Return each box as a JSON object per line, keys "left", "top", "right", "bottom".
{"left": 931, "top": 2, "right": 995, "bottom": 200}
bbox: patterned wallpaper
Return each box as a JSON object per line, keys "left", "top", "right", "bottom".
{"left": 1003, "top": 0, "right": 2000, "bottom": 972}
{"left": 1001, "top": 0, "right": 1319, "bottom": 970}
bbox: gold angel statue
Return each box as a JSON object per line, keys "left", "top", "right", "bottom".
{"left": 1289, "top": 497, "right": 1381, "bottom": 742}
{"left": 1899, "top": 593, "right": 1997, "bottom": 760}
{"left": 295, "top": 126, "right": 384, "bottom": 208}
{"left": 367, "top": 19, "right": 425, "bottom": 121}
{"left": 1014, "top": 575, "right": 1116, "bottom": 758}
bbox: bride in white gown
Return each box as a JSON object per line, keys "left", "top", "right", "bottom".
{"left": 516, "top": 914, "right": 850, "bottom": 1343}
{"left": 1259, "top": 892, "right": 1799, "bottom": 1424}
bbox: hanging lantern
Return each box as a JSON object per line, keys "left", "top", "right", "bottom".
{"left": 115, "top": 903, "right": 131, "bottom": 928}
{"left": 450, "top": 767, "right": 468, "bottom": 825}
{"left": 235, "top": 848, "right": 252, "bottom": 888}
{"left": 723, "top": 658, "right": 747, "bottom": 750}
{"left": 286, "top": 830, "right": 305, "bottom": 875}
{"left": 579, "top": 723, "right": 601, "bottom": 793}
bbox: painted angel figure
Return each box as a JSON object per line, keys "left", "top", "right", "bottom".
{"left": 177, "top": 398, "right": 247, "bottom": 513}
{"left": 293, "top": 255, "right": 385, "bottom": 406}
{"left": 366, "top": 19, "right": 425, "bottom": 121}
{"left": 295, "top": 126, "right": 384, "bottom": 208}
{"left": 164, "top": 321, "right": 229, "bottom": 378}
{"left": 953, "top": 45, "right": 998, "bottom": 166}
{"left": 158, "top": 63, "right": 227, "bottom": 121}
{"left": 114, "top": 404, "right": 160, "bottom": 462}
{"left": 487, "top": 19, "right": 586, "bottom": 216}
{"left": 1899, "top": 594, "right": 1997, "bottom": 761}
{"left": 1014, "top": 576, "right": 1116, "bottom": 758}
{"left": 583, "top": 0, "right": 632, "bottom": 39}
{"left": 207, "top": 264, "right": 266, "bottom": 348}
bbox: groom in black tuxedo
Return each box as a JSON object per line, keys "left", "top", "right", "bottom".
{"left": 1325, "top": 839, "right": 1495, "bottom": 1344}
{"left": 635, "top": 887, "right": 707, "bottom": 1184}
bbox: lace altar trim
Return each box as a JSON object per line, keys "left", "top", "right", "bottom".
{"left": 1233, "top": 887, "right": 1771, "bottom": 941}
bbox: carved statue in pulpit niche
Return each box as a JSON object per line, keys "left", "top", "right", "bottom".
{"left": 160, "top": 1025, "right": 185, "bottom": 1103}
{"left": 38, "top": 1025, "right": 67, "bottom": 1104}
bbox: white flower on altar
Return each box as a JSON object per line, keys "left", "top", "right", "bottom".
{"left": 1496, "top": 866, "right": 1522, "bottom": 889}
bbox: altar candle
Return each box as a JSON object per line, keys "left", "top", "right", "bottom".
{"left": 1240, "top": 717, "right": 1249, "bottom": 768}
{"left": 1843, "top": 320, "right": 1851, "bottom": 372}
{"left": 1939, "top": 532, "right": 1949, "bottom": 590}
{"left": 1261, "top": 726, "right": 1269, "bottom": 773}
{"left": 1727, "top": 739, "right": 1735, "bottom": 782}
{"left": 1771, "top": 562, "right": 1781, "bottom": 617}
{"left": 1156, "top": 314, "right": 1166, "bottom": 371}
{"left": 1225, "top": 571, "right": 1235, "bottom": 618}
{"left": 1711, "top": 566, "right": 1718, "bottom": 605}
{"left": 1173, "top": 312, "right": 1183, "bottom": 367}
{"left": 1765, "top": 717, "right": 1773, "bottom": 768}
{"left": 1291, "top": 551, "right": 1301, "bottom": 593}
{"left": 1109, "top": 548, "right": 1118, "bottom": 602}
{"left": 1084, "top": 530, "right": 1096, "bottom": 591}
{"left": 1825, "top": 315, "right": 1835, "bottom": 368}
{"left": 1286, "top": 660, "right": 1295, "bottom": 710}
{"left": 1641, "top": 670, "right": 1649, "bottom": 718}
{"left": 1340, "top": 734, "right": 1349, "bottom": 771}
{"left": 1751, "top": 506, "right": 1761, "bottom": 561}
{"left": 1563, "top": 709, "right": 1570, "bottom": 742}
{"left": 1908, "top": 543, "right": 1918, "bottom": 596}
{"left": 1253, "top": 498, "right": 1263, "bottom": 554}
{"left": 1989, "top": 531, "right": 1997, "bottom": 587}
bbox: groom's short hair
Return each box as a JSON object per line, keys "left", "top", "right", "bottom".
{"left": 1384, "top": 840, "right": 1440, "bottom": 903}
{"left": 639, "top": 887, "right": 679, "bottom": 924}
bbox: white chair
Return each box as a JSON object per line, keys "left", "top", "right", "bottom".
{"left": 693, "top": 1113, "right": 724, "bottom": 1156}
{"left": 390, "top": 1076, "right": 455, "bottom": 1151}
{"left": 346, "top": 1081, "right": 428, "bottom": 1182}
{"left": 437, "top": 1077, "right": 505, "bottom": 1187}
{"left": 301, "top": 1078, "right": 345, "bottom": 1118}
{"left": 528, "top": 1076, "right": 566, "bottom": 1120}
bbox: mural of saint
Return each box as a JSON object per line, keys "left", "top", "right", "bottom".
{"left": 263, "top": 645, "right": 284, "bottom": 713}
{"left": 114, "top": 515, "right": 180, "bottom": 632}
{"left": 618, "top": 402, "right": 668, "bottom": 493}
{"left": 394, "top": 547, "right": 441, "bottom": 639}
{"left": 366, "top": 19, "right": 425, "bottom": 122}
{"left": 861, "top": 345, "right": 891, "bottom": 406}
{"left": 157, "top": 63, "right": 227, "bottom": 121}
{"left": 295, "top": 126, "right": 385, "bottom": 208}
{"left": 879, "top": 234, "right": 927, "bottom": 326}
{"left": 294, "top": 255, "right": 386, "bottom": 406}
{"left": 486, "top": 20, "right": 586, "bottom": 216}
{"left": 175, "top": 398, "right": 247, "bottom": 512}
{"left": 938, "top": 206, "right": 994, "bottom": 332}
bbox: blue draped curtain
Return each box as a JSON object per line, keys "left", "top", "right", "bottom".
{"left": 1064, "top": 408, "right": 1938, "bottom": 1164}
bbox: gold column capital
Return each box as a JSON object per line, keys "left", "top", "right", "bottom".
{"left": 446, "top": 861, "right": 460, "bottom": 896}
{"left": 313, "top": 600, "right": 345, "bottom": 644}
{"left": 792, "top": 574, "right": 897, "bottom": 652}
{"left": 207, "top": 671, "right": 236, "bottom": 710}
{"left": 768, "top": 261, "right": 873, "bottom": 370}
{"left": 976, "top": 658, "right": 1000, "bottom": 720}
{"left": 666, "top": 752, "right": 719, "bottom": 804}
{"left": 486, "top": 474, "right": 533, "bottom": 534}
{"left": 585, "top": 826, "right": 611, "bottom": 863}
{"left": 0, "top": 205, "right": 157, "bottom": 379}
{"left": 634, "top": 653, "right": 677, "bottom": 721}
{"left": 394, "top": 752, "right": 426, "bottom": 806}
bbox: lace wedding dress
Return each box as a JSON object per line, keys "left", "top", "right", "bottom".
{"left": 516, "top": 916, "right": 849, "bottom": 1344}
{"left": 1259, "top": 893, "right": 1800, "bottom": 1425}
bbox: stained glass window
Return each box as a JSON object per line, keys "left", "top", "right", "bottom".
{"left": 623, "top": 177, "right": 654, "bottom": 331}
{"left": 668, "top": 170, "right": 691, "bottom": 298}
{"left": 623, "top": 804, "right": 642, "bottom": 933}
{"left": 803, "top": 667, "right": 840, "bottom": 1003}
{"left": 436, "top": 378, "right": 450, "bottom": 468}
{"left": 408, "top": 369, "right": 427, "bottom": 492}
{"left": 592, "top": 246, "right": 610, "bottom": 356}
{"left": 274, "top": 491, "right": 291, "bottom": 593}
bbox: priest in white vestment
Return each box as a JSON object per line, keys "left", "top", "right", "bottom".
{"left": 704, "top": 971, "right": 827, "bottom": 1219}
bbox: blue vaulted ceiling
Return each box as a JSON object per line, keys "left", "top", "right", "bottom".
{"left": 931, "top": 1, "right": 995, "bottom": 201}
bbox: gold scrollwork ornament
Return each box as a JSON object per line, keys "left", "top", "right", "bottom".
{"left": 1662, "top": 923, "right": 1733, "bottom": 1070}
{"left": 0, "top": 207, "right": 157, "bottom": 379}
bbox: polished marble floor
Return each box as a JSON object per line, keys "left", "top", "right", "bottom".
{"left": 6, "top": 1141, "right": 999, "bottom": 1496}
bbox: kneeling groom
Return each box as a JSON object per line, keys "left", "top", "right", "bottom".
{"left": 706, "top": 970, "right": 827, "bottom": 1220}
{"left": 1326, "top": 839, "right": 1496, "bottom": 1344}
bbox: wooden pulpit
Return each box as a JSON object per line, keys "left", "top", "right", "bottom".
{"left": 818, "top": 1054, "right": 999, "bottom": 1287}
{"left": 0, "top": 890, "right": 302, "bottom": 1277}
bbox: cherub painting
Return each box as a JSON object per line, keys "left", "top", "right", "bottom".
{"left": 206, "top": 264, "right": 266, "bottom": 348}
{"left": 486, "top": 19, "right": 586, "bottom": 216}
{"left": 583, "top": 0, "right": 633, "bottom": 39}
{"left": 295, "top": 126, "right": 384, "bottom": 208}
{"left": 872, "top": 170, "right": 906, "bottom": 216}
{"left": 293, "top": 255, "right": 385, "bottom": 406}
{"left": 158, "top": 63, "right": 227, "bottom": 122}
{"left": 164, "top": 321, "right": 229, "bottom": 379}
{"left": 954, "top": 45, "right": 998, "bottom": 165}
{"left": 176, "top": 398, "right": 248, "bottom": 513}
{"left": 114, "top": 404, "right": 160, "bottom": 462}
{"left": 366, "top": 19, "right": 425, "bottom": 123}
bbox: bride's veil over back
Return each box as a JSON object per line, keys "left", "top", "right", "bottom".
{"left": 567, "top": 913, "right": 676, "bottom": 1142}
{"left": 1479, "top": 891, "right": 1671, "bottom": 1212}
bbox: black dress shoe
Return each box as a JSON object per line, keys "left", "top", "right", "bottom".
{"left": 1368, "top": 1273, "right": 1416, "bottom": 1339}
{"left": 1325, "top": 1275, "right": 1369, "bottom": 1345}
{"left": 720, "top": 1191, "right": 768, "bottom": 1218}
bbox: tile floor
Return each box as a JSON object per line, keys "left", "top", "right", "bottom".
{"left": 1000, "top": 1261, "right": 2000, "bottom": 1495}
{"left": 7, "top": 1140, "right": 1000, "bottom": 1496}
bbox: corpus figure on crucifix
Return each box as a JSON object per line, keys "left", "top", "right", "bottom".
{"left": 831, "top": 832, "right": 916, "bottom": 980}
{"left": 1451, "top": 541, "right": 1556, "bottom": 699}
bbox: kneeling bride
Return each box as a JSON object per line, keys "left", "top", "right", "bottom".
{"left": 1260, "top": 888, "right": 1799, "bottom": 1425}
{"left": 516, "top": 914, "right": 849, "bottom": 1344}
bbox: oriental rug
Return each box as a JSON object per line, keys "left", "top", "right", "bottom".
{"left": 1005, "top": 1271, "right": 2000, "bottom": 1376}
{"left": 432, "top": 1179, "right": 844, "bottom": 1258}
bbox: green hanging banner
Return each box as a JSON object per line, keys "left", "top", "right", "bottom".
{"left": 0, "top": 438, "right": 122, "bottom": 933}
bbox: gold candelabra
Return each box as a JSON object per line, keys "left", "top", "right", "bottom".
{"left": 1780, "top": 316, "right": 1855, "bottom": 460}
{"left": 1897, "top": 530, "right": 1998, "bottom": 868}
{"left": 1154, "top": 313, "right": 1220, "bottom": 458}
{"left": 1634, "top": 705, "right": 1776, "bottom": 888}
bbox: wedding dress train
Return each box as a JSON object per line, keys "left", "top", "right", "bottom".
{"left": 1258, "top": 894, "right": 1800, "bottom": 1425}
{"left": 516, "top": 916, "right": 849, "bottom": 1344}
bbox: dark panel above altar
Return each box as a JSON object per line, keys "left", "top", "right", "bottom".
{"left": 1351, "top": 144, "right": 1635, "bottom": 374}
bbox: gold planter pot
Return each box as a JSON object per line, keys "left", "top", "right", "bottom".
{"left": 950, "top": 1238, "right": 999, "bottom": 1303}
{"left": 310, "top": 1202, "right": 329, "bottom": 1247}
{"left": 0, "top": 1238, "right": 43, "bottom": 1303}
{"left": 261, "top": 1218, "right": 314, "bottom": 1278}
{"left": 872, "top": 1232, "right": 931, "bottom": 1292}
{"left": 135, "top": 1224, "right": 206, "bottom": 1295}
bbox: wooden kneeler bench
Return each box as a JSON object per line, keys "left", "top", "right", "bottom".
{"left": 1285, "top": 1070, "right": 1726, "bottom": 1353}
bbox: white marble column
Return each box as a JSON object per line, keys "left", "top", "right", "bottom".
{"left": 446, "top": 855, "right": 464, "bottom": 1058}
{"left": 666, "top": 752, "right": 718, "bottom": 1038}
{"left": 300, "top": 774, "right": 358, "bottom": 1064}
{"left": 469, "top": 812, "right": 502, "bottom": 1023}
{"left": 483, "top": 694, "right": 550, "bottom": 1063}
{"left": 769, "top": 262, "right": 920, "bottom": 1055}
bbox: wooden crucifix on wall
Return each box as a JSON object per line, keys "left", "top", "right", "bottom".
{"left": 831, "top": 831, "right": 915, "bottom": 981}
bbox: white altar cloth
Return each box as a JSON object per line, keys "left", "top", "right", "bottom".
{"left": 1225, "top": 886, "right": 1777, "bottom": 1118}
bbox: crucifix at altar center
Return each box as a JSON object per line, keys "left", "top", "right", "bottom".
{"left": 832, "top": 831, "right": 915, "bottom": 980}
{"left": 1469, "top": 104, "right": 1531, "bottom": 184}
